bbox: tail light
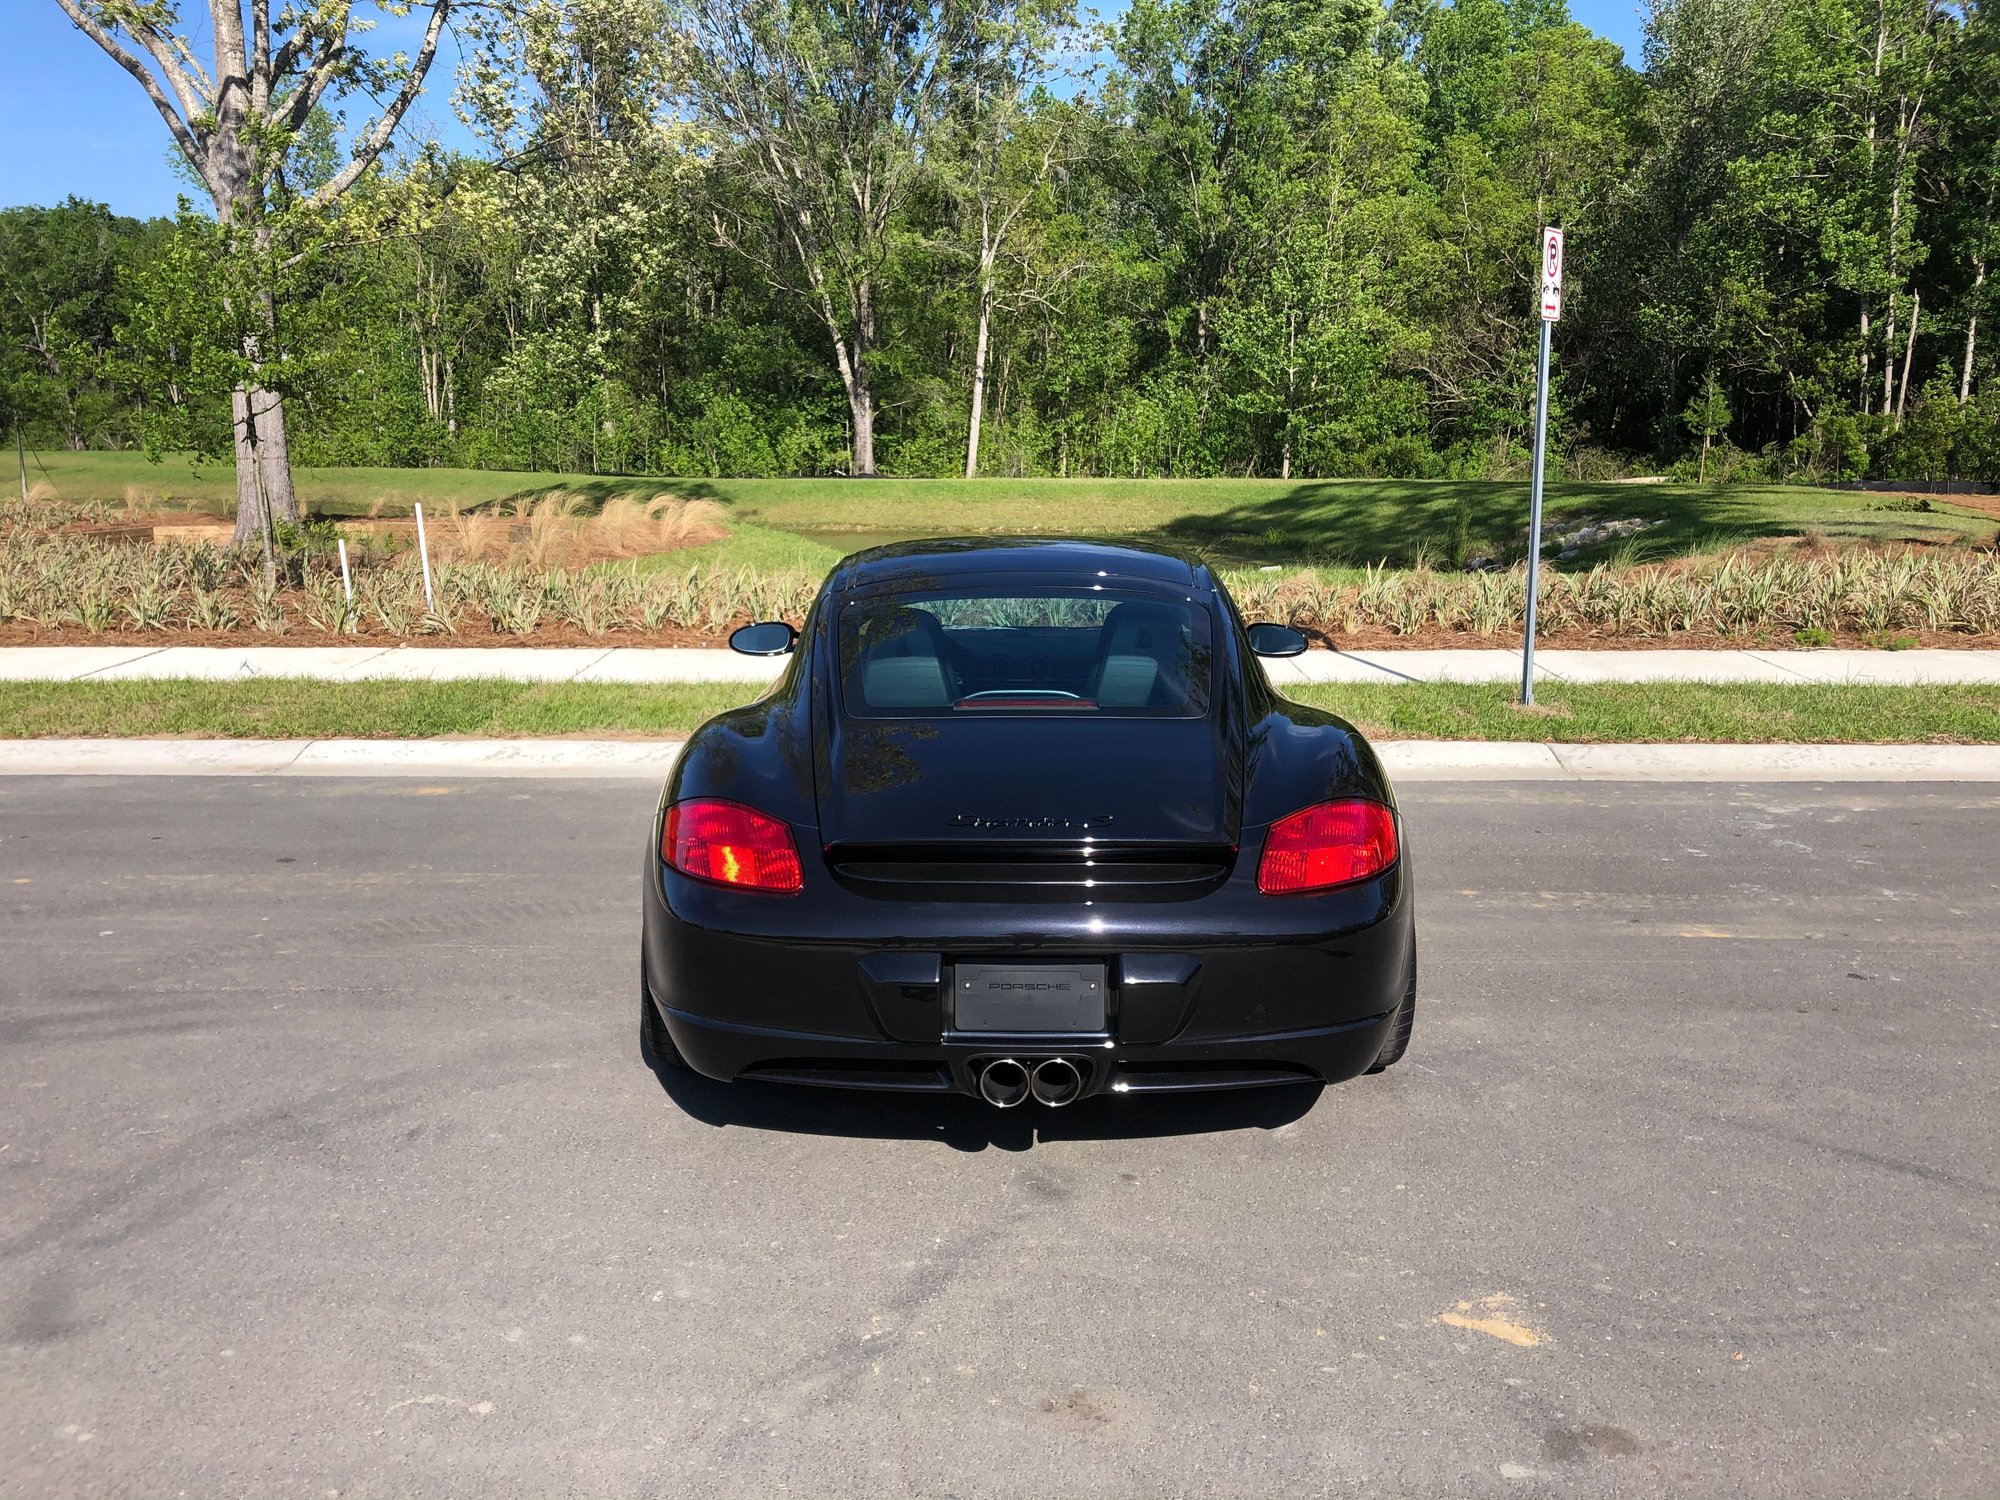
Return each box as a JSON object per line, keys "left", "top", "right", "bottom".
{"left": 1257, "top": 800, "right": 1398, "bottom": 895}
{"left": 662, "top": 799, "right": 804, "bottom": 893}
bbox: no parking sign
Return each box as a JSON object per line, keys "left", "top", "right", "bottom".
{"left": 1522, "top": 226, "right": 1563, "bottom": 704}
{"left": 1538, "top": 227, "right": 1564, "bottom": 322}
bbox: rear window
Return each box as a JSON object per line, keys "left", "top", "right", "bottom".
{"left": 838, "top": 591, "right": 1214, "bottom": 718}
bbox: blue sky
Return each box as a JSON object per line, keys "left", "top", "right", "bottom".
{"left": 1, "top": 1, "right": 1651, "bottom": 219}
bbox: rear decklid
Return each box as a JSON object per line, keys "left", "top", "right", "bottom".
{"left": 816, "top": 715, "right": 1241, "bottom": 899}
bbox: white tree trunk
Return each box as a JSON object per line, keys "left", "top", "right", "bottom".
{"left": 965, "top": 279, "right": 993, "bottom": 479}
{"left": 1962, "top": 313, "right": 1979, "bottom": 405}
{"left": 1963, "top": 254, "right": 1985, "bottom": 404}
{"left": 1894, "top": 290, "right": 1920, "bottom": 425}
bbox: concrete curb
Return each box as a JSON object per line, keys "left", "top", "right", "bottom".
{"left": 6, "top": 644, "right": 2000, "bottom": 685}
{"left": 1383, "top": 741, "right": 2000, "bottom": 781}
{"left": 0, "top": 739, "right": 687, "bottom": 778}
{"left": 5, "top": 738, "right": 2000, "bottom": 781}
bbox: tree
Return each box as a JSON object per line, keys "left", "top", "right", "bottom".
{"left": 464, "top": 0, "right": 688, "bottom": 473}
{"left": 1937, "top": 0, "right": 2000, "bottom": 403}
{"left": 671, "top": 0, "right": 976, "bottom": 474}
{"left": 52, "top": 0, "right": 454, "bottom": 541}
{"left": 939, "top": 0, "right": 1076, "bottom": 476}
{"left": 1682, "top": 365, "right": 1731, "bottom": 478}
{"left": 0, "top": 200, "right": 147, "bottom": 451}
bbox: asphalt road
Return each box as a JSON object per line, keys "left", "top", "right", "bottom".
{"left": 1, "top": 777, "right": 1995, "bottom": 1499}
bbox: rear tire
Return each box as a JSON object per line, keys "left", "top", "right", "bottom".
{"left": 640, "top": 958, "right": 686, "bottom": 1070}
{"left": 1366, "top": 946, "right": 1417, "bottom": 1073}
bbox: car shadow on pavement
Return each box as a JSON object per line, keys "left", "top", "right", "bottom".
{"left": 649, "top": 1059, "right": 1324, "bottom": 1152}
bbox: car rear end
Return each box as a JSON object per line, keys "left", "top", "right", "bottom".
{"left": 641, "top": 553, "right": 1414, "bottom": 1102}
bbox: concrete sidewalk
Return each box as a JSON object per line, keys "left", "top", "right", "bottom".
{"left": 5, "top": 737, "right": 2000, "bottom": 780}
{"left": 4, "top": 642, "right": 2000, "bottom": 685}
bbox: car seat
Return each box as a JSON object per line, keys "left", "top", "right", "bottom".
{"left": 1086, "top": 602, "right": 1190, "bottom": 708}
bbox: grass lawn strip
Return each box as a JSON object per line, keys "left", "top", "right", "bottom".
{"left": 30, "top": 451, "right": 1997, "bottom": 567}
{"left": 2, "top": 679, "right": 1998, "bottom": 744}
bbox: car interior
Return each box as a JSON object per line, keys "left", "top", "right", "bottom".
{"left": 843, "top": 596, "right": 1209, "bottom": 715}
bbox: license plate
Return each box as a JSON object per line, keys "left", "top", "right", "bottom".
{"left": 952, "top": 962, "right": 1107, "bottom": 1034}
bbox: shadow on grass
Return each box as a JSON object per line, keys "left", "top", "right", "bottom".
{"left": 647, "top": 1053, "right": 1324, "bottom": 1153}
{"left": 1148, "top": 479, "right": 1985, "bottom": 569}
{"left": 298, "top": 476, "right": 734, "bottom": 521}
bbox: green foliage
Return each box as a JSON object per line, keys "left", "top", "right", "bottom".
{"left": 17, "top": 0, "right": 2000, "bottom": 485}
{"left": 0, "top": 200, "right": 152, "bottom": 448}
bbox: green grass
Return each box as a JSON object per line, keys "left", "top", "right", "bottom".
{"left": 618, "top": 519, "right": 845, "bottom": 575}
{"left": 696, "top": 475, "right": 2000, "bottom": 566}
{"left": 30, "top": 451, "right": 1996, "bottom": 570}
{"left": 0, "top": 679, "right": 757, "bottom": 739}
{"left": 1287, "top": 682, "right": 2000, "bottom": 743}
{"left": 4, "top": 677, "right": 1999, "bottom": 744}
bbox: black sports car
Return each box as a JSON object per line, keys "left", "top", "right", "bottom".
{"left": 641, "top": 538, "right": 1416, "bottom": 1107}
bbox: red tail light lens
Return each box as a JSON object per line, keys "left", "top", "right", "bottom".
{"left": 662, "top": 799, "right": 804, "bottom": 893}
{"left": 1257, "top": 800, "right": 1399, "bottom": 895}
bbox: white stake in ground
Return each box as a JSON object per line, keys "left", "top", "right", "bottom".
{"left": 413, "top": 502, "right": 437, "bottom": 616}
{"left": 336, "top": 538, "right": 353, "bottom": 604}
{"left": 1521, "top": 226, "right": 1563, "bottom": 706}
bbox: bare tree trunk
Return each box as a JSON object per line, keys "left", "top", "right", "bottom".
{"left": 1861, "top": 306, "right": 1873, "bottom": 414}
{"left": 253, "top": 386, "right": 297, "bottom": 518}
{"left": 1882, "top": 294, "right": 1898, "bottom": 415}
{"left": 231, "top": 386, "right": 258, "bottom": 539}
{"left": 818, "top": 280, "right": 878, "bottom": 476}
{"left": 1965, "top": 256, "right": 1986, "bottom": 404}
{"left": 229, "top": 383, "right": 301, "bottom": 546}
{"left": 1861, "top": 12, "right": 1886, "bottom": 415}
{"left": 851, "top": 386, "right": 875, "bottom": 475}
{"left": 965, "top": 278, "right": 993, "bottom": 479}
{"left": 828, "top": 326, "right": 875, "bottom": 476}
{"left": 1895, "top": 290, "right": 1920, "bottom": 425}
{"left": 1281, "top": 308, "right": 1297, "bottom": 481}
{"left": 228, "top": 285, "right": 301, "bottom": 547}
{"left": 1964, "top": 176, "right": 1994, "bottom": 404}
{"left": 1963, "top": 310, "right": 1980, "bottom": 404}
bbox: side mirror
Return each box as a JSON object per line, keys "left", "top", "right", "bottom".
{"left": 1245, "top": 622, "right": 1309, "bottom": 658}
{"left": 729, "top": 621, "right": 798, "bottom": 657}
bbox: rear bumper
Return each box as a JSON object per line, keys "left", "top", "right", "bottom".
{"left": 652, "top": 1000, "right": 1397, "bottom": 1098}
{"left": 642, "top": 843, "right": 1414, "bottom": 1098}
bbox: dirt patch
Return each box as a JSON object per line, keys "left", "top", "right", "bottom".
{"left": 49, "top": 493, "right": 732, "bottom": 569}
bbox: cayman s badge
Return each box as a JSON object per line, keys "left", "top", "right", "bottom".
{"left": 949, "top": 814, "right": 1114, "bottom": 831}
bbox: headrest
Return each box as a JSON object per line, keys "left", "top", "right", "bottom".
{"left": 863, "top": 654, "right": 951, "bottom": 708}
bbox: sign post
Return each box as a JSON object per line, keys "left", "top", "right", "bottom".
{"left": 1521, "top": 226, "right": 1563, "bottom": 705}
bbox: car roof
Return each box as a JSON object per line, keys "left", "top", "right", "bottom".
{"left": 829, "top": 537, "right": 1203, "bottom": 595}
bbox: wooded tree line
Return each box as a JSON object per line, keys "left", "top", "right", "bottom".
{"left": 11, "top": 0, "right": 2000, "bottom": 501}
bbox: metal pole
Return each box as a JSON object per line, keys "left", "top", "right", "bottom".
{"left": 15, "top": 422, "right": 26, "bottom": 505}
{"left": 1521, "top": 316, "right": 1553, "bottom": 705}
{"left": 337, "top": 538, "right": 354, "bottom": 603}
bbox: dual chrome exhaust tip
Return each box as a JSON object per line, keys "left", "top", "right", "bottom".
{"left": 976, "top": 1057, "right": 1085, "bottom": 1108}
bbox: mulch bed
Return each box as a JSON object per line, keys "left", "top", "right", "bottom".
{"left": 5, "top": 621, "right": 1998, "bottom": 653}
{"left": 0, "top": 621, "right": 730, "bottom": 650}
